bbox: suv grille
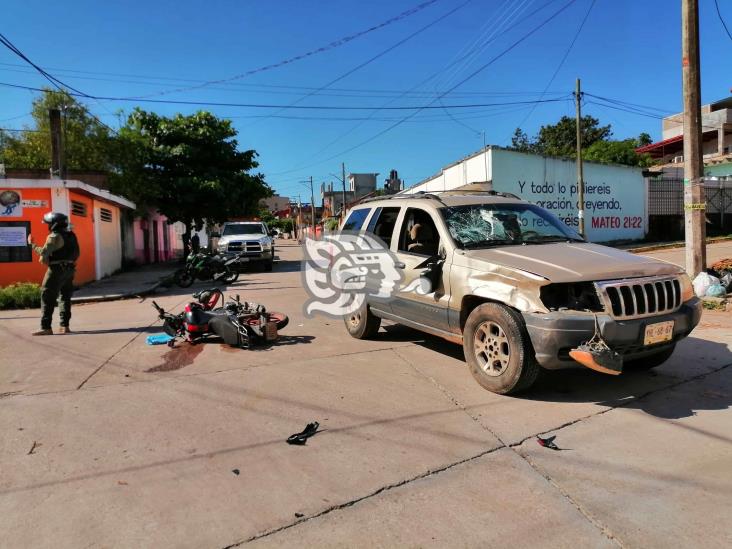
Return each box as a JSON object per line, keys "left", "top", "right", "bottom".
{"left": 227, "top": 240, "right": 263, "bottom": 254}
{"left": 595, "top": 276, "right": 682, "bottom": 320}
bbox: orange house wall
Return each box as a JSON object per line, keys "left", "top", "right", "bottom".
{"left": 0, "top": 188, "right": 97, "bottom": 287}
{"left": 0, "top": 188, "right": 51, "bottom": 286}
{"left": 67, "top": 191, "right": 96, "bottom": 285}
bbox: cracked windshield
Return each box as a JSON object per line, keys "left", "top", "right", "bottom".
{"left": 444, "top": 203, "right": 583, "bottom": 248}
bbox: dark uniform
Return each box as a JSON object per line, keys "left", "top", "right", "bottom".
{"left": 31, "top": 213, "right": 80, "bottom": 335}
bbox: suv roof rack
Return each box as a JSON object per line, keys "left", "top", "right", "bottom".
{"left": 357, "top": 191, "right": 444, "bottom": 204}
{"left": 439, "top": 189, "right": 522, "bottom": 200}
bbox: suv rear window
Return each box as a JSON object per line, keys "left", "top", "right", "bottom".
{"left": 342, "top": 208, "right": 370, "bottom": 231}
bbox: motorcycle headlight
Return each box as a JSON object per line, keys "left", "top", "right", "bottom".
{"left": 679, "top": 273, "right": 694, "bottom": 302}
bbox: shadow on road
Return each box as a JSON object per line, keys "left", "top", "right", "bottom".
{"left": 376, "top": 326, "right": 732, "bottom": 421}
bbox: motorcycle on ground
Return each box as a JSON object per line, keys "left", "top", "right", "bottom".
{"left": 151, "top": 288, "right": 289, "bottom": 349}
{"left": 173, "top": 251, "right": 245, "bottom": 288}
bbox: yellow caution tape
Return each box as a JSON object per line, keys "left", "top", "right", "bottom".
{"left": 684, "top": 202, "right": 707, "bottom": 210}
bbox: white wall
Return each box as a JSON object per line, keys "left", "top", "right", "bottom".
{"left": 407, "top": 147, "right": 646, "bottom": 242}
{"left": 93, "top": 200, "right": 122, "bottom": 278}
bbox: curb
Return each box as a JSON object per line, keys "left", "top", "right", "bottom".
{"left": 625, "top": 235, "right": 732, "bottom": 254}
{"left": 72, "top": 281, "right": 167, "bottom": 305}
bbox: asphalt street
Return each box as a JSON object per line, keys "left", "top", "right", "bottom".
{"left": 1, "top": 241, "right": 731, "bottom": 548}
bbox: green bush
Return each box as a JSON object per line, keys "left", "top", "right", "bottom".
{"left": 0, "top": 282, "right": 42, "bottom": 310}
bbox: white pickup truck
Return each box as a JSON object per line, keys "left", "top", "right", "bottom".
{"left": 216, "top": 221, "right": 275, "bottom": 271}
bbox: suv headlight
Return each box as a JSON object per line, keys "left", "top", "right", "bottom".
{"left": 679, "top": 273, "right": 694, "bottom": 302}
{"left": 260, "top": 238, "right": 272, "bottom": 249}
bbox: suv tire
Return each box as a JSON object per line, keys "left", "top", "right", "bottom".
{"left": 264, "top": 259, "right": 274, "bottom": 272}
{"left": 463, "top": 303, "right": 539, "bottom": 395}
{"left": 624, "top": 344, "right": 676, "bottom": 371}
{"left": 344, "top": 304, "right": 381, "bottom": 339}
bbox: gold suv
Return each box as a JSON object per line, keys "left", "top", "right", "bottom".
{"left": 342, "top": 191, "right": 701, "bottom": 395}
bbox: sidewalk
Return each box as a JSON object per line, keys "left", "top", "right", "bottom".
{"left": 71, "top": 261, "right": 179, "bottom": 303}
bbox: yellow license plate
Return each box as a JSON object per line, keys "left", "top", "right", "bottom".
{"left": 643, "top": 321, "right": 674, "bottom": 346}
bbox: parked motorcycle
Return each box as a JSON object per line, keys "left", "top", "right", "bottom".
{"left": 151, "top": 288, "right": 289, "bottom": 349}
{"left": 174, "top": 252, "right": 244, "bottom": 288}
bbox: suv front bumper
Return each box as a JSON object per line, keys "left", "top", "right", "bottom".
{"left": 522, "top": 298, "right": 702, "bottom": 370}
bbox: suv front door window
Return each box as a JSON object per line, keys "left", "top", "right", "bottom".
{"left": 391, "top": 207, "right": 449, "bottom": 331}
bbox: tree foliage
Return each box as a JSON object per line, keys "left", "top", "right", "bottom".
{"left": 0, "top": 89, "right": 116, "bottom": 170}
{"left": 509, "top": 115, "right": 653, "bottom": 167}
{"left": 111, "top": 109, "right": 272, "bottom": 252}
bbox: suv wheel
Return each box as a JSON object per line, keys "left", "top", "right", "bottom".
{"left": 344, "top": 303, "right": 381, "bottom": 339}
{"left": 463, "top": 303, "right": 539, "bottom": 395}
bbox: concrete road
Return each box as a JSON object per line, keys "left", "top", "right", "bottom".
{"left": 639, "top": 239, "right": 732, "bottom": 270}
{"left": 1, "top": 241, "right": 731, "bottom": 548}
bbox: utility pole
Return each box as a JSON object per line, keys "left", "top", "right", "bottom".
{"left": 309, "top": 175, "right": 316, "bottom": 235}
{"left": 682, "top": 0, "right": 706, "bottom": 275}
{"left": 49, "top": 108, "right": 64, "bottom": 179}
{"left": 341, "top": 162, "right": 347, "bottom": 220}
{"left": 481, "top": 131, "right": 488, "bottom": 182}
{"left": 574, "top": 78, "right": 585, "bottom": 236}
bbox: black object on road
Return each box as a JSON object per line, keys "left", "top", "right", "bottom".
{"left": 536, "top": 435, "right": 561, "bottom": 451}
{"left": 287, "top": 422, "right": 320, "bottom": 445}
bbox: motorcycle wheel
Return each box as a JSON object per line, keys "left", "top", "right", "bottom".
{"left": 174, "top": 269, "right": 195, "bottom": 288}
{"left": 244, "top": 311, "right": 289, "bottom": 330}
{"left": 219, "top": 267, "right": 239, "bottom": 284}
{"left": 163, "top": 318, "right": 181, "bottom": 337}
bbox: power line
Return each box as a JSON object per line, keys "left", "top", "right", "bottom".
{"left": 0, "top": 60, "right": 573, "bottom": 97}
{"left": 0, "top": 33, "right": 119, "bottom": 135}
{"left": 0, "top": 127, "right": 43, "bottom": 133}
{"left": 0, "top": 82, "right": 568, "bottom": 110}
{"left": 244, "top": 0, "right": 474, "bottom": 127}
{"left": 514, "top": 0, "right": 596, "bottom": 132}
{"left": 134, "top": 0, "right": 441, "bottom": 99}
{"left": 271, "top": 0, "right": 579, "bottom": 176}
{"left": 715, "top": 0, "right": 732, "bottom": 41}
{"left": 277, "top": 0, "right": 564, "bottom": 171}
{"left": 0, "top": 32, "right": 91, "bottom": 97}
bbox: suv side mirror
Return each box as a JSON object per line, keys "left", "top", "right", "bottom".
{"left": 270, "top": 230, "right": 277, "bottom": 237}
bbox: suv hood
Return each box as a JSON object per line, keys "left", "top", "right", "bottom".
{"left": 463, "top": 242, "right": 682, "bottom": 283}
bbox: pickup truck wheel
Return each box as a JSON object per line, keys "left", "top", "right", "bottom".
{"left": 463, "top": 303, "right": 539, "bottom": 395}
{"left": 264, "top": 259, "right": 273, "bottom": 272}
{"left": 344, "top": 303, "right": 381, "bottom": 339}
{"left": 624, "top": 344, "right": 676, "bottom": 371}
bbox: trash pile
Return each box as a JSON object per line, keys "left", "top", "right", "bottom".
{"left": 693, "top": 259, "right": 732, "bottom": 310}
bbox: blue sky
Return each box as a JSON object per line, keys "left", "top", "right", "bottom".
{"left": 1, "top": 0, "right": 730, "bottom": 198}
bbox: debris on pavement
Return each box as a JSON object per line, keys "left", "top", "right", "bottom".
{"left": 287, "top": 421, "right": 320, "bottom": 445}
{"left": 27, "top": 441, "right": 40, "bottom": 455}
{"left": 117, "top": 480, "right": 129, "bottom": 486}
{"left": 536, "top": 435, "right": 562, "bottom": 451}
{"left": 294, "top": 513, "right": 305, "bottom": 518}
{"left": 232, "top": 469, "right": 240, "bottom": 475}
{"left": 146, "top": 333, "right": 175, "bottom": 345}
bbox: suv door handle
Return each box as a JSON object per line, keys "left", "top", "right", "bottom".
{"left": 394, "top": 261, "right": 406, "bottom": 269}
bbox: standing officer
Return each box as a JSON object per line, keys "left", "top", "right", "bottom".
{"left": 27, "top": 212, "right": 80, "bottom": 336}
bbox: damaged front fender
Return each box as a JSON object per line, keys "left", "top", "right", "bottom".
{"left": 454, "top": 254, "right": 550, "bottom": 314}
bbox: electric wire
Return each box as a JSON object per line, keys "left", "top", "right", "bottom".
{"left": 715, "top": 0, "right": 732, "bottom": 42}
{"left": 242, "top": 0, "right": 474, "bottom": 129}
{"left": 0, "top": 81, "right": 568, "bottom": 110}
{"left": 134, "top": 0, "right": 442, "bottom": 99}
{"left": 275, "top": 0, "right": 564, "bottom": 172}
{"left": 513, "top": 0, "right": 596, "bottom": 133}
{"left": 270, "top": 0, "right": 579, "bottom": 176}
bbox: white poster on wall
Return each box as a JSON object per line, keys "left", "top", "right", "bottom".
{"left": 0, "top": 226, "right": 28, "bottom": 247}
{"left": 0, "top": 190, "right": 23, "bottom": 218}
{"left": 491, "top": 149, "right": 646, "bottom": 242}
